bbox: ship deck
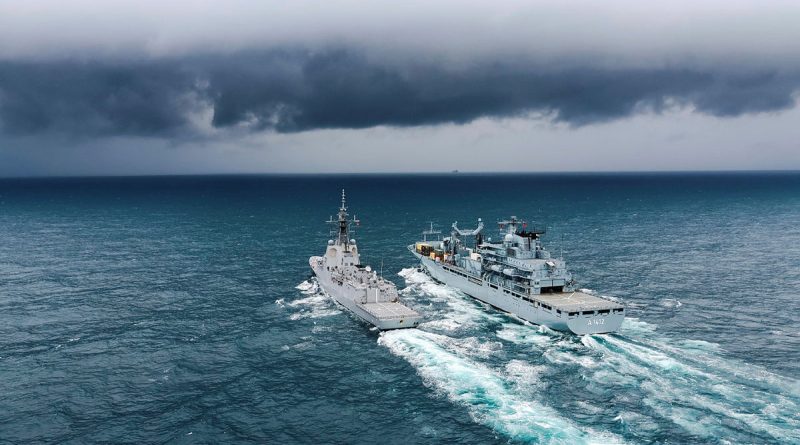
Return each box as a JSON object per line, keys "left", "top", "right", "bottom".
{"left": 360, "top": 301, "right": 421, "bottom": 320}
{"left": 536, "top": 291, "right": 622, "bottom": 313}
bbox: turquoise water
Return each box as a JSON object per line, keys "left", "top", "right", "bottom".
{"left": 1, "top": 173, "right": 798, "bottom": 443}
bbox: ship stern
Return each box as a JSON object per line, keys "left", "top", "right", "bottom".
{"left": 566, "top": 312, "right": 625, "bottom": 335}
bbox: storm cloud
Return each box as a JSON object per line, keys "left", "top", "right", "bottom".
{"left": 1, "top": 49, "right": 798, "bottom": 137}
{"left": 0, "top": 0, "right": 799, "bottom": 175}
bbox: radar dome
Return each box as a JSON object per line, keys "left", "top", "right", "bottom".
{"left": 504, "top": 233, "right": 514, "bottom": 242}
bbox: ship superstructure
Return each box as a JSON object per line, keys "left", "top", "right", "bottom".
{"left": 310, "top": 191, "right": 422, "bottom": 330}
{"left": 410, "top": 216, "right": 624, "bottom": 334}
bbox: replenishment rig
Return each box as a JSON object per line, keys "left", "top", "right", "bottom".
{"left": 410, "top": 217, "right": 624, "bottom": 334}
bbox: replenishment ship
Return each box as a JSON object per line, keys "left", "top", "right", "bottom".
{"left": 310, "top": 191, "right": 422, "bottom": 330}
{"left": 409, "top": 216, "right": 624, "bottom": 334}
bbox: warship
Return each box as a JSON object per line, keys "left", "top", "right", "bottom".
{"left": 310, "top": 191, "right": 422, "bottom": 330}
{"left": 410, "top": 217, "right": 624, "bottom": 334}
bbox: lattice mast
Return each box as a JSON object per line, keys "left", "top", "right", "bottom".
{"left": 327, "top": 189, "right": 360, "bottom": 248}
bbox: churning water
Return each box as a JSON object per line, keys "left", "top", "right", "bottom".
{"left": 1, "top": 173, "right": 798, "bottom": 443}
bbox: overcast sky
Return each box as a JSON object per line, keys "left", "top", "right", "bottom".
{"left": 1, "top": 0, "right": 799, "bottom": 176}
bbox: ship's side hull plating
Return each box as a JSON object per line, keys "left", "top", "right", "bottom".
{"left": 416, "top": 254, "right": 623, "bottom": 335}
{"left": 311, "top": 257, "right": 421, "bottom": 330}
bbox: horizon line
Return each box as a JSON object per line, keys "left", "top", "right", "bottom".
{"left": 1, "top": 168, "right": 800, "bottom": 181}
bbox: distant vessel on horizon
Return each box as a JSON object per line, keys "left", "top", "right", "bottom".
{"left": 310, "top": 190, "right": 422, "bottom": 330}
{"left": 410, "top": 217, "right": 624, "bottom": 334}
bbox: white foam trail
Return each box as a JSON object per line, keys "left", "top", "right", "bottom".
{"left": 659, "top": 298, "right": 682, "bottom": 308}
{"left": 618, "top": 317, "right": 658, "bottom": 335}
{"left": 462, "top": 301, "right": 799, "bottom": 443}
{"left": 496, "top": 323, "right": 593, "bottom": 369}
{"left": 620, "top": 328, "right": 800, "bottom": 399}
{"left": 571, "top": 324, "right": 800, "bottom": 442}
{"left": 495, "top": 324, "right": 555, "bottom": 348}
{"left": 613, "top": 411, "right": 660, "bottom": 435}
{"left": 287, "top": 294, "right": 327, "bottom": 307}
{"left": 380, "top": 329, "right": 619, "bottom": 445}
{"left": 399, "top": 267, "right": 504, "bottom": 329}
{"left": 620, "top": 318, "right": 800, "bottom": 397}
{"left": 392, "top": 267, "right": 624, "bottom": 444}
{"left": 280, "top": 337, "right": 314, "bottom": 351}
{"left": 289, "top": 308, "right": 341, "bottom": 320}
{"left": 398, "top": 266, "right": 429, "bottom": 284}
{"left": 295, "top": 280, "right": 317, "bottom": 292}
{"left": 612, "top": 336, "right": 797, "bottom": 434}
{"left": 418, "top": 318, "right": 463, "bottom": 332}
{"left": 449, "top": 336, "right": 504, "bottom": 359}
{"left": 543, "top": 340, "right": 600, "bottom": 369}
{"left": 286, "top": 279, "right": 342, "bottom": 320}
{"left": 505, "top": 360, "right": 547, "bottom": 390}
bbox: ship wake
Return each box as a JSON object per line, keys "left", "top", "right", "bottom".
{"left": 379, "top": 329, "right": 614, "bottom": 445}
{"left": 284, "top": 279, "right": 343, "bottom": 320}
{"left": 379, "top": 268, "right": 624, "bottom": 444}
{"left": 387, "top": 267, "right": 800, "bottom": 444}
{"left": 581, "top": 321, "right": 800, "bottom": 442}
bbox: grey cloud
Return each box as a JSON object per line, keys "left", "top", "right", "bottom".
{"left": 0, "top": 60, "right": 196, "bottom": 136}
{"left": 1, "top": 49, "right": 798, "bottom": 137}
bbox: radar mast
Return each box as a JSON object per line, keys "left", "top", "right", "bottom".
{"left": 327, "top": 189, "right": 359, "bottom": 248}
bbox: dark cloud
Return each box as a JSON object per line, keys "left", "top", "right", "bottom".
{"left": 1, "top": 49, "right": 798, "bottom": 137}
{"left": 0, "top": 60, "right": 197, "bottom": 136}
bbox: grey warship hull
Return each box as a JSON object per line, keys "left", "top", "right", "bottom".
{"left": 311, "top": 256, "right": 421, "bottom": 330}
{"left": 412, "top": 248, "right": 623, "bottom": 334}
{"left": 309, "top": 190, "right": 422, "bottom": 331}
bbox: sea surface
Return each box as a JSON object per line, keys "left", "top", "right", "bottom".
{"left": 1, "top": 172, "right": 799, "bottom": 444}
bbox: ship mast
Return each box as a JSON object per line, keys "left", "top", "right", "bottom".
{"left": 498, "top": 216, "right": 523, "bottom": 235}
{"left": 422, "top": 221, "right": 441, "bottom": 242}
{"left": 327, "top": 189, "right": 359, "bottom": 248}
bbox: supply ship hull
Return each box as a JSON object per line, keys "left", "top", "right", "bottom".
{"left": 410, "top": 217, "right": 624, "bottom": 335}
{"left": 412, "top": 249, "right": 622, "bottom": 334}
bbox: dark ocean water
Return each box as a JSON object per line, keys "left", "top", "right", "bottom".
{"left": 1, "top": 172, "right": 799, "bottom": 444}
